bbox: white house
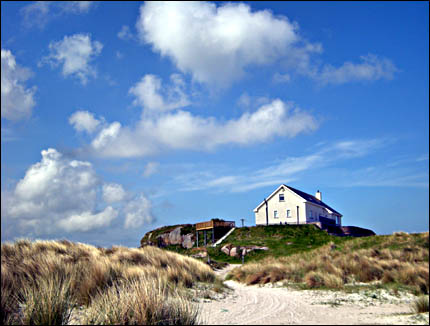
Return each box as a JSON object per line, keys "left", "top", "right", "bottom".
{"left": 254, "top": 184, "right": 342, "bottom": 227}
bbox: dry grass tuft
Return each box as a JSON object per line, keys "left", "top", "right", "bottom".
{"left": 1, "top": 239, "right": 215, "bottom": 325}
{"left": 412, "top": 296, "right": 429, "bottom": 313}
{"left": 227, "top": 232, "right": 429, "bottom": 294}
{"left": 82, "top": 275, "right": 198, "bottom": 325}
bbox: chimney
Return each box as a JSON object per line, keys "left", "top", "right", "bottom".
{"left": 315, "top": 190, "right": 322, "bottom": 201}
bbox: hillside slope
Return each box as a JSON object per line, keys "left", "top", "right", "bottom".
{"left": 142, "top": 224, "right": 355, "bottom": 263}
{"left": 227, "top": 231, "right": 429, "bottom": 295}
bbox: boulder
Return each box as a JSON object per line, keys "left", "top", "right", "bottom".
{"left": 230, "top": 246, "right": 242, "bottom": 257}
{"left": 191, "top": 251, "right": 207, "bottom": 258}
{"left": 182, "top": 233, "right": 195, "bottom": 249}
{"left": 221, "top": 244, "right": 232, "bottom": 256}
{"left": 169, "top": 227, "right": 183, "bottom": 245}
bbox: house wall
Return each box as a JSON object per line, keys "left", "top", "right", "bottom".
{"left": 305, "top": 202, "right": 341, "bottom": 226}
{"left": 255, "top": 186, "right": 307, "bottom": 225}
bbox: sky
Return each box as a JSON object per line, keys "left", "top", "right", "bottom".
{"left": 1, "top": 1, "right": 429, "bottom": 248}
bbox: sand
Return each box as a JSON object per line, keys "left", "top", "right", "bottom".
{"left": 197, "top": 264, "right": 429, "bottom": 325}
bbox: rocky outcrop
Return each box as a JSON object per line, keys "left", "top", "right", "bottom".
{"left": 340, "top": 226, "right": 376, "bottom": 237}
{"left": 311, "top": 223, "right": 375, "bottom": 237}
{"left": 221, "top": 244, "right": 269, "bottom": 257}
{"left": 141, "top": 226, "right": 196, "bottom": 249}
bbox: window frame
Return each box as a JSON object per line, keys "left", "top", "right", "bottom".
{"left": 274, "top": 210, "right": 279, "bottom": 219}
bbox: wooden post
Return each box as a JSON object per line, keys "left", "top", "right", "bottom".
{"left": 212, "top": 228, "right": 215, "bottom": 244}
{"left": 204, "top": 230, "right": 207, "bottom": 246}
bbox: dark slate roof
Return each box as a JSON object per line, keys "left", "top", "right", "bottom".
{"left": 284, "top": 184, "right": 342, "bottom": 216}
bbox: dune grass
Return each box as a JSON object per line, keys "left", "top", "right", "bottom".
{"left": 412, "top": 295, "right": 429, "bottom": 313}
{"left": 227, "top": 231, "right": 429, "bottom": 295}
{"left": 1, "top": 239, "right": 216, "bottom": 325}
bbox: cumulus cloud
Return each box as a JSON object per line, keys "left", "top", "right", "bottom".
{"left": 315, "top": 54, "right": 398, "bottom": 85}
{"left": 129, "top": 74, "right": 190, "bottom": 112}
{"left": 136, "top": 2, "right": 397, "bottom": 87}
{"left": 102, "top": 183, "right": 126, "bottom": 203}
{"left": 137, "top": 1, "right": 308, "bottom": 87}
{"left": 2, "top": 148, "right": 154, "bottom": 235}
{"left": 21, "top": 1, "right": 95, "bottom": 28}
{"left": 123, "top": 194, "right": 154, "bottom": 229}
{"left": 84, "top": 97, "right": 318, "bottom": 158}
{"left": 41, "top": 33, "right": 103, "bottom": 85}
{"left": 1, "top": 49, "right": 36, "bottom": 121}
{"left": 91, "top": 122, "right": 121, "bottom": 150}
{"left": 56, "top": 207, "right": 118, "bottom": 232}
{"left": 69, "top": 110, "right": 101, "bottom": 133}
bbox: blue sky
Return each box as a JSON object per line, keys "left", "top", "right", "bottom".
{"left": 1, "top": 1, "right": 428, "bottom": 247}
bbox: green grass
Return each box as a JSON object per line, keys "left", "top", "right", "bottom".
{"left": 152, "top": 224, "right": 356, "bottom": 264}
{"left": 207, "top": 224, "right": 354, "bottom": 263}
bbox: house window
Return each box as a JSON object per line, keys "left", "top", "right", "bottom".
{"left": 286, "top": 209, "right": 291, "bottom": 218}
{"left": 274, "top": 210, "right": 278, "bottom": 219}
{"left": 279, "top": 194, "right": 284, "bottom": 201}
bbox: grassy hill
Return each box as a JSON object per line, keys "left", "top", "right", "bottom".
{"left": 227, "top": 231, "right": 429, "bottom": 295}
{"left": 148, "top": 224, "right": 355, "bottom": 264}
{"left": 143, "top": 224, "right": 429, "bottom": 296}
{"left": 207, "top": 224, "right": 352, "bottom": 263}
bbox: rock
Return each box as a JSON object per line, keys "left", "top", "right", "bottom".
{"left": 182, "top": 233, "right": 195, "bottom": 249}
{"left": 230, "top": 246, "right": 241, "bottom": 257}
{"left": 169, "top": 227, "right": 183, "bottom": 245}
{"left": 191, "top": 251, "right": 207, "bottom": 258}
{"left": 221, "top": 244, "right": 231, "bottom": 256}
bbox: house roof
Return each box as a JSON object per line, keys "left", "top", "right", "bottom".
{"left": 284, "top": 185, "right": 342, "bottom": 216}
{"left": 254, "top": 184, "right": 342, "bottom": 217}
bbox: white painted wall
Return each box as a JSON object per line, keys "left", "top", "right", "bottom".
{"left": 254, "top": 185, "right": 342, "bottom": 226}
{"left": 255, "top": 186, "right": 307, "bottom": 225}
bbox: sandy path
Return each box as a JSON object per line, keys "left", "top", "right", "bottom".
{"left": 197, "top": 265, "right": 428, "bottom": 325}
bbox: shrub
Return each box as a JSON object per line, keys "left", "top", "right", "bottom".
{"left": 82, "top": 276, "right": 199, "bottom": 325}
{"left": 412, "top": 296, "right": 429, "bottom": 313}
{"left": 20, "top": 274, "right": 73, "bottom": 325}
{"left": 304, "top": 271, "right": 325, "bottom": 288}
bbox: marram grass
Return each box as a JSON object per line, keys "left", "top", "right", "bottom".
{"left": 1, "top": 239, "right": 215, "bottom": 325}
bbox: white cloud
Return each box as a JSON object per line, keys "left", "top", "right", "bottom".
{"left": 124, "top": 194, "right": 153, "bottom": 229}
{"left": 2, "top": 148, "right": 155, "bottom": 235}
{"left": 316, "top": 54, "right": 398, "bottom": 85}
{"left": 41, "top": 33, "right": 103, "bottom": 85}
{"left": 56, "top": 207, "right": 118, "bottom": 232}
{"left": 143, "top": 162, "right": 159, "bottom": 178}
{"left": 137, "top": 1, "right": 307, "bottom": 87}
{"left": 102, "top": 183, "right": 126, "bottom": 203}
{"left": 173, "top": 138, "right": 391, "bottom": 193}
{"left": 21, "top": 1, "right": 95, "bottom": 28}
{"left": 3, "top": 148, "right": 112, "bottom": 233}
{"left": 69, "top": 110, "right": 101, "bottom": 133}
{"left": 62, "top": 1, "right": 94, "bottom": 13}
{"left": 91, "top": 122, "right": 121, "bottom": 150}
{"left": 1, "top": 49, "right": 36, "bottom": 121}
{"left": 86, "top": 98, "right": 318, "bottom": 158}
{"left": 117, "top": 25, "right": 134, "bottom": 40}
{"left": 129, "top": 74, "right": 190, "bottom": 112}
{"left": 137, "top": 2, "right": 397, "bottom": 87}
